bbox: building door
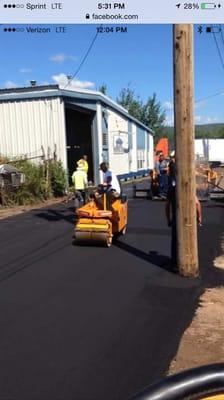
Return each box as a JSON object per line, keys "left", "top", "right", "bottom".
{"left": 65, "top": 106, "right": 95, "bottom": 183}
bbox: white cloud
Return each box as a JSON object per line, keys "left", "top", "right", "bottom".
{"left": 19, "top": 68, "right": 32, "bottom": 73}
{"left": 206, "top": 117, "right": 219, "bottom": 123}
{"left": 50, "top": 53, "right": 77, "bottom": 63}
{"left": 164, "top": 101, "right": 173, "bottom": 111}
{"left": 195, "top": 115, "right": 202, "bottom": 123}
{"left": 52, "top": 73, "right": 94, "bottom": 90}
{"left": 195, "top": 115, "right": 219, "bottom": 124}
{"left": 164, "top": 112, "right": 219, "bottom": 126}
{"left": 4, "top": 80, "right": 17, "bottom": 89}
{"left": 194, "top": 101, "right": 207, "bottom": 110}
{"left": 164, "top": 114, "right": 174, "bottom": 126}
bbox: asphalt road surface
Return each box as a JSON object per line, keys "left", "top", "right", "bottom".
{"left": 0, "top": 196, "right": 224, "bottom": 400}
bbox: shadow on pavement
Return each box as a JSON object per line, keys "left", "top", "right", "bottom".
{"left": 34, "top": 205, "right": 75, "bottom": 225}
{"left": 114, "top": 239, "right": 172, "bottom": 272}
{"left": 126, "top": 227, "right": 170, "bottom": 236}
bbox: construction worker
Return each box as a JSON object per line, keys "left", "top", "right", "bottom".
{"left": 165, "top": 159, "right": 177, "bottom": 270}
{"left": 155, "top": 153, "right": 169, "bottom": 198}
{"left": 207, "top": 165, "right": 218, "bottom": 188}
{"left": 98, "top": 162, "right": 121, "bottom": 208}
{"left": 78, "top": 155, "right": 89, "bottom": 177}
{"left": 150, "top": 169, "right": 160, "bottom": 198}
{"left": 100, "top": 162, "right": 121, "bottom": 195}
{"left": 72, "top": 160, "right": 88, "bottom": 206}
{"left": 166, "top": 159, "right": 202, "bottom": 272}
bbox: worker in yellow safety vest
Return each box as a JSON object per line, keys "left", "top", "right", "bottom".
{"left": 77, "top": 155, "right": 88, "bottom": 177}
{"left": 72, "top": 160, "right": 88, "bottom": 205}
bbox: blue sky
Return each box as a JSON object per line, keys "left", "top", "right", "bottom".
{"left": 0, "top": 24, "right": 224, "bottom": 125}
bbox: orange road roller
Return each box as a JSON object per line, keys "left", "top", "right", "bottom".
{"left": 74, "top": 186, "right": 128, "bottom": 247}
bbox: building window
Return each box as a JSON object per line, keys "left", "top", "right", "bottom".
{"left": 102, "top": 132, "right": 108, "bottom": 147}
{"left": 137, "top": 160, "right": 144, "bottom": 169}
{"left": 137, "top": 150, "right": 145, "bottom": 169}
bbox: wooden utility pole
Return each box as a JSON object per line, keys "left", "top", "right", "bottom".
{"left": 173, "top": 24, "right": 199, "bottom": 277}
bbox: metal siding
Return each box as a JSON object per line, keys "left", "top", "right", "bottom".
{"left": 144, "top": 131, "right": 148, "bottom": 169}
{"left": 0, "top": 97, "right": 67, "bottom": 168}
{"left": 59, "top": 99, "right": 68, "bottom": 170}
{"left": 149, "top": 134, "right": 154, "bottom": 169}
{"left": 145, "top": 131, "right": 154, "bottom": 170}
{"left": 108, "top": 109, "right": 129, "bottom": 175}
{"left": 128, "top": 120, "right": 133, "bottom": 149}
{"left": 96, "top": 103, "right": 103, "bottom": 183}
{"left": 0, "top": 88, "right": 154, "bottom": 134}
{"left": 131, "top": 123, "right": 137, "bottom": 172}
{"left": 92, "top": 113, "right": 100, "bottom": 184}
{"left": 195, "top": 139, "right": 224, "bottom": 163}
{"left": 0, "top": 92, "right": 154, "bottom": 178}
{"left": 96, "top": 103, "right": 103, "bottom": 164}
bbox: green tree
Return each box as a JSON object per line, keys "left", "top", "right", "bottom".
{"left": 117, "top": 88, "right": 143, "bottom": 121}
{"left": 141, "top": 93, "right": 166, "bottom": 137}
{"left": 98, "top": 84, "right": 107, "bottom": 95}
{"left": 117, "top": 88, "right": 166, "bottom": 142}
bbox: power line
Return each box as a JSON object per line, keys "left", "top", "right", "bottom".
{"left": 164, "top": 91, "right": 224, "bottom": 113}
{"left": 212, "top": 25, "right": 224, "bottom": 70}
{"left": 220, "top": 24, "right": 224, "bottom": 49}
{"left": 195, "top": 90, "right": 224, "bottom": 104}
{"left": 195, "top": 26, "right": 224, "bottom": 105}
{"left": 63, "top": 29, "right": 100, "bottom": 90}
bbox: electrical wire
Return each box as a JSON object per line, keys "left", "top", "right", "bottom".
{"left": 194, "top": 26, "right": 224, "bottom": 105}
{"left": 63, "top": 28, "right": 100, "bottom": 90}
{"left": 195, "top": 90, "right": 224, "bottom": 104}
{"left": 220, "top": 24, "right": 224, "bottom": 49}
{"left": 212, "top": 25, "right": 224, "bottom": 70}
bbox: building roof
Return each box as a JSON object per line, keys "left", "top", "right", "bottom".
{"left": 0, "top": 85, "right": 154, "bottom": 134}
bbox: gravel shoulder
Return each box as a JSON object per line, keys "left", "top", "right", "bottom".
{"left": 0, "top": 197, "right": 67, "bottom": 220}
{"left": 169, "top": 244, "right": 224, "bottom": 375}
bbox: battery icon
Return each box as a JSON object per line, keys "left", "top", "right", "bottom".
{"left": 206, "top": 25, "right": 222, "bottom": 32}
{"left": 201, "top": 2, "right": 216, "bottom": 8}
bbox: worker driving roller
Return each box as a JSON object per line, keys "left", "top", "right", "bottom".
{"left": 99, "top": 162, "right": 121, "bottom": 208}
{"left": 74, "top": 162, "right": 127, "bottom": 247}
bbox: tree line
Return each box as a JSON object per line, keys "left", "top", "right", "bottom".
{"left": 98, "top": 84, "right": 224, "bottom": 145}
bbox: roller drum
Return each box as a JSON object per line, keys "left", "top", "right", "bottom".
{"left": 74, "top": 231, "right": 112, "bottom": 247}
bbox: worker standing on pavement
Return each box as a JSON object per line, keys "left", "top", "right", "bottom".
{"left": 165, "top": 159, "right": 177, "bottom": 271}
{"left": 165, "top": 156, "right": 202, "bottom": 272}
{"left": 155, "top": 153, "right": 169, "bottom": 198}
{"left": 72, "top": 160, "right": 88, "bottom": 206}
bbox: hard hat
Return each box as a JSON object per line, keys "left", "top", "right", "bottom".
{"left": 77, "top": 160, "right": 85, "bottom": 168}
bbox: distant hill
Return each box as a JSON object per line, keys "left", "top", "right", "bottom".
{"left": 161, "top": 124, "right": 224, "bottom": 146}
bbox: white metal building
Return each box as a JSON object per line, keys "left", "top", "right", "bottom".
{"left": 195, "top": 139, "right": 224, "bottom": 163}
{"left": 0, "top": 85, "right": 154, "bottom": 183}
